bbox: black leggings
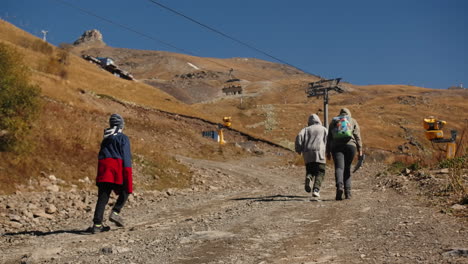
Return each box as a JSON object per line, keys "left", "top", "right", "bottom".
{"left": 332, "top": 144, "right": 357, "bottom": 190}
{"left": 93, "top": 182, "right": 128, "bottom": 225}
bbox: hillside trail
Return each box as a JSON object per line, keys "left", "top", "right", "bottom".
{"left": 1, "top": 153, "right": 467, "bottom": 264}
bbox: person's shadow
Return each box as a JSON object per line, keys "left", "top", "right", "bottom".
{"left": 231, "top": 194, "right": 332, "bottom": 202}
{"left": 2, "top": 228, "right": 93, "bottom": 237}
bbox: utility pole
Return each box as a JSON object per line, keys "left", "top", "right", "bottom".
{"left": 41, "top": 30, "right": 48, "bottom": 42}
{"left": 306, "top": 78, "right": 344, "bottom": 128}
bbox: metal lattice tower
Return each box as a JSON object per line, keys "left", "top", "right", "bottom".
{"left": 306, "top": 78, "right": 345, "bottom": 128}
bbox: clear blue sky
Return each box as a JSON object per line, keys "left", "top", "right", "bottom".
{"left": 2, "top": 0, "right": 467, "bottom": 89}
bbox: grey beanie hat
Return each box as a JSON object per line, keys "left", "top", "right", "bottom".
{"left": 109, "top": 114, "right": 124, "bottom": 129}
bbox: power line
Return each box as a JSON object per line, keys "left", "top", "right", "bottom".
{"left": 50, "top": 0, "right": 194, "bottom": 55}
{"left": 49, "top": 0, "right": 314, "bottom": 88}
{"left": 145, "top": 0, "right": 314, "bottom": 76}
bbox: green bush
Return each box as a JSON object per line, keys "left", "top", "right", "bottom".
{"left": 0, "top": 43, "right": 41, "bottom": 152}
{"left": 387, "top": 161, "right": 406, "bottom": 174}
{"left": 438, "top": 155, "right": 467, "bottom": 169}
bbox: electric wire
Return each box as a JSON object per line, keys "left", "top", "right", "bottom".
{"left": 145, "top": 0, "right": 314, "bottom": 76}
{"left": 51, "top": 0, "right": 195, "bottom": 56}
{"left": 49, "top": 0, "right": 316, "bottom": 90}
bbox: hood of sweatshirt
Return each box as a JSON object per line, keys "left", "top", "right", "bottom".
{"left": 340, "top": 108, "right": 352, "bottom": 117}
{"left": 308, "top": 114, "right": 322, "bottom": 126}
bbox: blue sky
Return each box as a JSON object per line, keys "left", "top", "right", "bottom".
{"left": 2, "top": 0, "right": 467, "bottom": 89}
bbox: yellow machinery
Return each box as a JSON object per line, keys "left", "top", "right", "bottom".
{"left": 423, "top": 117, "right": 457, "bottom": 159}
{"left": 218, "top": 117, "right": 232, "bottom": 145}
{"left": 223, "top": 117, "right": 232, "bottom": 128}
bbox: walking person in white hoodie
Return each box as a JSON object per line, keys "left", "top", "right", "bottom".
{"left": 295, "top": 114, "right": 328, "bottom": 198}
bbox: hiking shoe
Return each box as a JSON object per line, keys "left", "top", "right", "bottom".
{"left": 312, "top": 188, "right": 320, "bottom": 198}
{"left": 304, "top": 176, "right": 312, "bottom": 193}
{"left": 89, "top": 224, "right": 110, "bottom": 234}
{"left": 345, "top": 189, "right": 352, "bottom": 199}
{"left": 336, "top": 188, "right": 344, "bottom": 200}
{"left": 109, "top": 211, "right": 125, "bottom": 227}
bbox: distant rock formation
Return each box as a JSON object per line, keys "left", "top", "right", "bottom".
{"left": 448, "top": 83, "right": 464, "bottom": 90}
{"left": 73, "top": 29, "right": 105, "bottom": 47}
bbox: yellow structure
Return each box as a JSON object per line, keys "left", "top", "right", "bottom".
{"left": 423, "top": 117, "right": 457, "bottom": 159}
{"left": 218, "top": 117, "right": 232, "bottom": 145}
{"left": 223, "top": 117, "right": 232, "bottom": 128}
{"left": 423, "top": 117, "right": 446, "bottom": 140}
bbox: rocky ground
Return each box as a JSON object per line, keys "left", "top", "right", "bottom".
{"left": 1, "top": 149, "right": 467, "bottom": 264}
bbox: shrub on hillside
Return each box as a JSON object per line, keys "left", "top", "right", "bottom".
{"left": 19, "top": 38, "right": 54, "bottom": 55}
{"left": 438, "top": 154, "right": 467, "bottom": 204}
{"left": 0, "top": 43, "right": 41, "bottom": 152}
{"left": 30, "top": 39, "right": 53, "bottom": 55}
{"left": 57, "top": 43, "right": 72, "bottom": 66}
{"left": 42, "top": 56, "right": 68, "bottom": 79}
{"left": 38, "top": 46, "right": 70, "bottom": 79}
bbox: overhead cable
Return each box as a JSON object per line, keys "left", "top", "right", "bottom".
{"left": 145, "top": 0, "right": 314, "bottom": 75}
{"left": 51, "top": 0, "right": 194, "bottom": 55}
{"left": 49, "top": 0, "right": 312, "bottom": 85}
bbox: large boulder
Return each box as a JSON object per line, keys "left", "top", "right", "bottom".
{"left": 73, "top": 29, "right": 106, "bottom": 47}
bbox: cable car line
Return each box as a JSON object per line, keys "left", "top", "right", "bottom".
{"left": 50, "top": 0, "right": 314, "bottom": 90}
{"left": 51, "top": 0, "right": 194, "bottom": 56}
{"left": 145, "top": 0, "right": 313, "bottom": 76}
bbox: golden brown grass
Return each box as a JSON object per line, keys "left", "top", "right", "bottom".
{"left": 195, "top": 81, "right": 468, "bottom": 165}
{"left": 0, "top": 20, "right": 252, "bottom": 194}
{"left": 1, "top": 19, "right": 467, "bottom": 195}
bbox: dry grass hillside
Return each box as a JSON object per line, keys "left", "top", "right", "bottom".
{"left": 74, "top": 36, "right": 313, "bottom": 104}
{"left": 1, "top": 20, "right": 467, "bottom": 195}
{"left": 195, "top": 82, "right": 468, "bottom": 163}
{"left": 69, "top": 29, "right": 468, "bottom": 163}
{"left": 0, "top": 20, "right": 282, "bottom": 195}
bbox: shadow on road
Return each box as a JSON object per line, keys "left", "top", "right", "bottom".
{"left": 231, "top": 194, "right": 332, "bottom": 202}
{"left": 2, "top": 228, "right": 92, "bottom": 237}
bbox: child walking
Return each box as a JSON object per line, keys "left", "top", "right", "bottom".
{"left": 90, "top": 113, "right": 133, "bottom": 233}
{"left": 295, "top": 114, "right": 328, "bottom": 198}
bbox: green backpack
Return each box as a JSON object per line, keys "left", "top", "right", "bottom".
{"left": 331, "top": 115, "right": 353, "bottom": 142}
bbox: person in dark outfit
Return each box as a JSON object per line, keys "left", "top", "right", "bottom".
{"left": 295, "top": 114, "right": 328, "bottom": 198}
{"left": 326, "top": 108, "right": 362, "bottom": 200}
{"left": 90, "top": 114, "right": 133, "bottom": 233}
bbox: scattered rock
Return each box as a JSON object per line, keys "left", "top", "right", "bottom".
{"left": 79, "top": 177, "right": 92, "bottom": 184}
{"left": 434, "top": 168, "right": 450, "bottom": 174}
{"left": 451, "top": 204, "right": 465, "bottom": 210}
{"left": 46, "top": 204, "right": 57, "bottom": 214}
{"left": 100, "top": 247, "right": 113, "bottom": 254}
{"left": 9, "top": 214, "right": 22, "bottom": 222}
{"left": 21, "top": 209, "right": 34, "bottom": 219}
{"left": 113, "top": 246, "right": 131, "bottom": 253}
{"left": 33, "top": 210, "right": 54, "bottom": 219}
{"left": 46, "top": 185, "right": 60, "bottom": 192}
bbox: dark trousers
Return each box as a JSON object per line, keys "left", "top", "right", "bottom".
{"left": 93, "top": 182, "right": 128, "bottom": 225}
{"left": 305, "top": 162, "right": 326, "bottom": 190}
{"left": 332, "top": 144, "right": 357, "bottom": 190}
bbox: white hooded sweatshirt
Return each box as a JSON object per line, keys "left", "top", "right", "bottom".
{"left": 295, "top": 114, "right": 328, "bottom": 164}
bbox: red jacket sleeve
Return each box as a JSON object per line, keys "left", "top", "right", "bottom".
{"left": 123, "top": 167, "right": 133, "bottom": 194}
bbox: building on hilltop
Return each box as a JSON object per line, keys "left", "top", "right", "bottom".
{"left": 447, "top": 83, "right": 464, "bottom": 90}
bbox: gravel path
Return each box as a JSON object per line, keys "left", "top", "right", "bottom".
{"left": 1, "top": 153, "right": 467, "bottom": 264}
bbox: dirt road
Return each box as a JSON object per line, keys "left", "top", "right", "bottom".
{"left": 1, "top": 153, "right": 467, "bottom": 263}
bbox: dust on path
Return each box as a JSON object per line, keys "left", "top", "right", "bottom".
{"left": 1, "top": 155, "right": 467, "bottom": 264}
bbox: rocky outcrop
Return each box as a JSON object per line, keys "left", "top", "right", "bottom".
{"left": 73, "top": 29, "right": 105, "bottom": 47}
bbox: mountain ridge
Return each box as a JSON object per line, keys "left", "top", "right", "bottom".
{"left": 0, "top": 21, "right": 467, "bottom": 194}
